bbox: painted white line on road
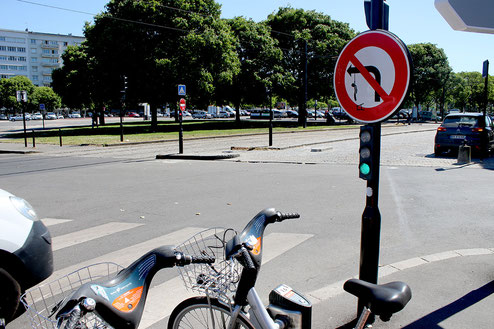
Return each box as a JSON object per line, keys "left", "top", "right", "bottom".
{"left": 52, "top": 222, "right": 144, "bottom": 251}
{"left": 138, "top": 232, "right": 314, "bottom": 329}
{"left": 47, "top": 227, "right": 205, "bottom": 283}
{"left": 41, "top": 218, "right": 72, "bottom": 226}
{"left": 455, "top": 248, "right": 494, "bottom": 256}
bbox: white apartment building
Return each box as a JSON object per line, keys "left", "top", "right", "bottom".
{"left": 0, "top": 28, "right": 85, "bottom": 87}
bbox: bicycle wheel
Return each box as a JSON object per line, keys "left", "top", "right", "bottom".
{"left": 168, "top": 297, "right": 254, "bottom": 329}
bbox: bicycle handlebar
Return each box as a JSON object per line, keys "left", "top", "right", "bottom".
{"left": 176, "top": 252, "right": 215, "bottom": 266}
{"left": 278, "top": 212, "right": 300, "bottom": 221}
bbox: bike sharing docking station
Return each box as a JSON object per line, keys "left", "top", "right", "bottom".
{"left": 334, "top": 0, "right": 411, "bottom": 320}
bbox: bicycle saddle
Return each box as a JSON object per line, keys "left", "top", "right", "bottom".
{"left": 344, "top": 279, "right": 412, "bottom": 321}
{"left": 56, "top": 246, "right": 178, "bottom": 329}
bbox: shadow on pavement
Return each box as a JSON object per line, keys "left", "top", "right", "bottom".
{"left": 402, "top": 281, "right": 494, "bottom": 328}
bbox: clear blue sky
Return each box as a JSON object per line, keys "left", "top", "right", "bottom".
{"left": 2, "top": 0, "right": 493, "bottom": 73}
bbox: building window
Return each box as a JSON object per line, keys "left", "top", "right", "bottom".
{"left": 19, "top": 57, "right": 26, "bottom": 61}
{"left": 0, "top": 46, "right": 6, "bottom": 51}
{"left": 63, "top": 42, "right": 68, "bottom": 46}
{"left": 8, "top": 56, "right": 16, "bottom": 61}
{"left": 31, "top": 39, "right": 36, "bottom": 44}
{"left": 7, "top": 46, "right": 16, "bottom": 52}
{"left": 17, "top": 47, "right": 26, "bottom": 52}
{"left": 32, "top": 75, "right": 38, "bottom": 81}
{"left": 0, "top": 55, "right": 6, "bottom": 60}
{"left": 31, "top": 57, "right": 37, "bottom": 62}
{"left": 19, "top": 66, "right": 27, "bottom": 71}
{"left": 32, "top": 66, "right": 38, "bottom": 72}
{"left": 42, "top": 49, "right": 50, "bottom": 54}
{"left": 0, "top": 65, "right": 7, "bottom": 70}
{"left": 0, "top": 37, "right": 5, "bottom": 41}
{"left": 31, "top": 48, "right": 37, "bottom": 53}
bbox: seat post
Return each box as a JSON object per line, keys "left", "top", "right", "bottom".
{"left": 354, "top": 306, "right": 372, "bottom": 329}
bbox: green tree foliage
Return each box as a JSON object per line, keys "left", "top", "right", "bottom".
{"left": 82, "top": 0, "right": 240, "bottom": 128}
{"left": 223, "top": 17, "right": 284, "bottom": 122}
{"left": 31, "top": 86, "right": 62, "bottom": 111}
{"left": 52, "top": 44, "right": 94, "bottom": 111}
{"left": 408, "top": 43, "right": 452, "bottom": 111}
{"left": 0, "top": 76, "right": 36, "bottom": 113}
{"left": 266, "top": 7, "right": 355, "bottom": 124}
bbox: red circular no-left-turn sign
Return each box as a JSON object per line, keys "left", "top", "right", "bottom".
{"left": 333, "top": 30, "right": 411, "bottom": 123}
{"left": 179, "top": 98, "right": 186, "bottom": 111}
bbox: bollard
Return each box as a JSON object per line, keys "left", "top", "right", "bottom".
{"left": 32, "top": 130, "right": 35, "bottom": 148}
{"left": 59, "top": 128, "right": 62, "bottom": 147}
{"left": 457, "top": 144, "right": 471, "bottom": 164}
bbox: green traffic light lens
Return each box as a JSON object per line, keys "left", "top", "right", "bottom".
{"left": 360, "top": 163, "right": 370, "bottom": 175}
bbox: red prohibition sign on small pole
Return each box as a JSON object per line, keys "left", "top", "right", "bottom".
{"left": 334, "top": 30, "right": 411, "bottom": 123}
{"left": 179, "top": 98, "right": 186, "bottom": 111}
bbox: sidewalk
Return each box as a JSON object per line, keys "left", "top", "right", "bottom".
{"left": 312, "top": 251, "right": 494, "bottom": 328}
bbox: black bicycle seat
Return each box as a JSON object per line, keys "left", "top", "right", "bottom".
{"left": 344, "top": 279, "right": 412, "bottom": 321}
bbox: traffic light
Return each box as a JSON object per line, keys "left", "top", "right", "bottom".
{"left": 359, "top": 125, "right": 375, "bottom": 180}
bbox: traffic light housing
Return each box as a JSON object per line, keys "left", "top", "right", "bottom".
{"left": 359, "top": 125, "right": 375, "bottom": 180}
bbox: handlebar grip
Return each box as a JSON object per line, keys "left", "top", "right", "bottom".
{"left": 241, "top": 247, "right": 256, "bottom": 270}
{"left": 191, "top": 256, "right": 215, "bottom": 264}
{"left": 278, "top": 212, "right": 300, "bottom": 221}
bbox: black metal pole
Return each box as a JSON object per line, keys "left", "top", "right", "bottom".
{"left": 120, "top": 109, "right": 124, "bottom": 142}
{"left": 482, "top": 60, "right": 489, "bottom": 158}
{"left": 303, "top": 40, "right": 308, "bottom": 128}
{"left": 358, "top": 0, "right": 385, "bottom": 320}
{"left": 59, "top": 128, "right": 62, "bottom": 147}
{"left": 32, "top": 129, "right": 35, "bottom": 148}
{"left": 22, "top": 102, "right": 27, "bottom": 147}
{"left": 269, "top": 92, "right": 273, "bottom": 147}
{"left": 179, "top": 111, "right": 184, "bottom": 154}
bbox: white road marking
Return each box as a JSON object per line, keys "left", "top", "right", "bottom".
{"left": 47, "top": 227, "right": 205, "bottom": 282}
{"left": 41, "top": 218, "right": 72, "bottom": 226}
{"left": 52, "top": 222, "right": 144, "bottom": 251}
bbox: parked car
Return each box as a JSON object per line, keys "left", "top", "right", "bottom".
{"left": 0, "top": 189, "right": 53, "bottom": 323}
{"left": 68, "top": 113, "right": 81, "bottom": 118}
{"left": 128, "top": 112, "right": 140, "bottom": 117}
{"left": 434, "top": 113, "right": 494, "bottom": 156}
{"left": 192, "top": 111, "right": 212, "bottom": 119}
{"left": 331, "top": 107, "right": 351, "bottom": 121}
{"left": 9, "top": 114, "right": 27, "bottom": 121}
{"left": 31, "top": 113, "right": 43, "bottom": 120}
{"left": 45, "top": 112, "right": 57, "bottom": 120}
{"left": 0, "top": 114, "right": 7, "bottom": 120}
{"left": 57, "top": 114, "right": 64, "bottom": 119}
{"left": 285, "top": 110, "right": 299, "bottom": 118}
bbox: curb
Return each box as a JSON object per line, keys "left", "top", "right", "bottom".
{"left": 156, "top": 153, "right": 240, "bottom": 160}
{"left": 0, "top": 149, "right": 39, "bottom": 154}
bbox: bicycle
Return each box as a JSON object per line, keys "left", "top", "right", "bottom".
{"left": 170, "top": 208, "right": 412, "bottom": 329}
{"left": 21, "top": 244, "right": 216, "bottom": 329}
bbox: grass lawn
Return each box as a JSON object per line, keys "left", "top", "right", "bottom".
{"left": 1, "top": 119, "right": 357, "bottom": 146}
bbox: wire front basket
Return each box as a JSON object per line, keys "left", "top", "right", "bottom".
{"left": 21, "top": 262, "right": 123, "bottom": 329}
{"left": 175, "top": 227, "right": 241, "bottom": 300}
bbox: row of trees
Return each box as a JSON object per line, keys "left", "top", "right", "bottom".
{"left": 51, "top": 0, "right": 356, "bottom": 127}
{"left": 0, "top": 76, "right": 61, "bottom": 113}
{"left": 407, "top": 43, "right": 494, "bottom": 117}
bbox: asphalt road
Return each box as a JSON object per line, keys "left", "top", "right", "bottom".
{"left": 2, "top": 126, "right": 494, "bottom": 328}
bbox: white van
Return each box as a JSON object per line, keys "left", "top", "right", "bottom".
{"left": 0, "top": 189, "right": 53, "bottom": 323}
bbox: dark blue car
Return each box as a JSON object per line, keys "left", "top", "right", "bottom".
{"left": 434, "top": 113, "right": 494, "bottom": 156}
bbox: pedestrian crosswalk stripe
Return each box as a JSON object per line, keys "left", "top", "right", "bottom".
{"left": 41, "top": 218, "right": 72, "bottom": 226}
{"left": 52, "top": 222, "right": 144, "bottom": 251}
{"left": 138, "top": 232, "right": 314, "bottom": 328}
{"left": 48, "top": 227, "right": 206, "bottom": 283}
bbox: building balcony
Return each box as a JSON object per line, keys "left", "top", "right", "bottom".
{"left": 40, "top": 43, "right": 59, "bottom": 49}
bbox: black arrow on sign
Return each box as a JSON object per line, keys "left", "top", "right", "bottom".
{"left": 347, "top": 65, "right": 382, "bottom": 102}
